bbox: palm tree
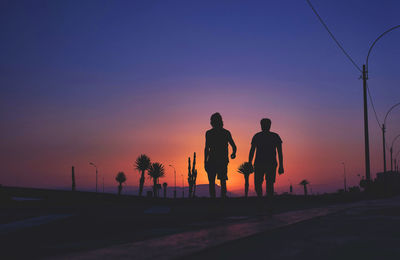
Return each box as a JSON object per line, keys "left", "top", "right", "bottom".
{"left": 115, "top": 171, "right": 127, "bottom": 196}
{"left": 135, "top": 154, "right": 151, "bottom": 197}
{"left": 148, "top": 162, "right": 165, "bottom": 198}
{"left": 299, "top": 179, "right": 309, "bottom": 197}
{"left": 163, "top": 182, "right": 168, "bottom": 198}
{"left": 237, "top": 162, "right": 254, "bottom": 198}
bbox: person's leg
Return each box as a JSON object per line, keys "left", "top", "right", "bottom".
{"left": 266, "top": 164, "right": 277, "bottom": 198}
{"left": 207, "top": 169, "right": 216, "bottom": 198}
{"left": 220, "top": 179, "right": 227, "bottom": 198}
{"left": 209, "top": 179, "right": 216, "bottom": 198}
{"left": 266, "top": 181, "right": 274, "bottom": 198}
{"left": 254, "top": 166, "right": 264, "bottom": 198}
{"left": 219, "top": 164, "right": 228, "bottom": 198}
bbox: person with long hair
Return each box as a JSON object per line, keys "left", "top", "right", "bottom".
{"left": 204, "top": 113, "right": 237, "bottom": 198}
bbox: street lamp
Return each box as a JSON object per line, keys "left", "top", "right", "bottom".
{"left": 362, "top": 25, "right": 400, "bottom": 182}
{"left": 381, "top": 103, "right": 400, "bottom": 173}
{"left": 89, "top": 162, "right": 98, "bottom": 193}
{"left": 181, "top": 174, "right": 184, "bottom": 198}
{"left": 342, "top": 162, "right": 347, "bottom": 192}
{"left": 168, "top": 165, "right": 177, "bottom": 199}
{"left": 390, "top": 134, "right": 400, "bottom": 172}
{"left": 395, "top": 150, "right": 400, "bottom": 173}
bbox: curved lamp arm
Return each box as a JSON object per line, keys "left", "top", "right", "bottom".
{"left": 392, "top": 134, "right": 400, "bottom": 150}
{"left": 384, "top": 102, "right": 400, "bottom": 126}
{"left": 366, "top": 25, "right": 400, "bottom": 73}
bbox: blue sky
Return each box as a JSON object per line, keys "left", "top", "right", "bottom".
{"left": 1, "top": 0, "right": 399, "bottom": 192}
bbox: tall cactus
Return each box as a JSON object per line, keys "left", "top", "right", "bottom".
{"left": 192, "top": 153, "right": 197, "bottom": 197}
{"left": 187, "top": 152, "right": 197, "bottom": 198}
{"left": 188, "top": 157, "right": 192, "bottom": 198}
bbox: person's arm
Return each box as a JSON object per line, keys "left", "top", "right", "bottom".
{"left": 227, "top": 132, "right": 237, "bottom": 159}
{"left": 204, "top": 132, "right": 209, "bottom": 169}
{"left": 248, "top": 144, "right": 256, "bottom": 165}
{"left": 249, "top": 135, "right": 256, "bottom": 164}
{"left": 277, "top": 143, "right": 284, "bottom": 174}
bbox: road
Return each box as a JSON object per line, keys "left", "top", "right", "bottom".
{"left": 1, "top": 187, "right": 397, "bottom": 259}
{"left": 190, "top": 196, "right": 400, "bottom": 260}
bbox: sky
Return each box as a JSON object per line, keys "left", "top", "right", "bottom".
{"left": 1, "top": 0, "right": 400, "bottom": 195}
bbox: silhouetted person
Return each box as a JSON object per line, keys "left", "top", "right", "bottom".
{"left": 249, "top": 118, "right": 284, "bottom": 198}
{"left": 205, "top": 113, "right": 237, "bottom": 198}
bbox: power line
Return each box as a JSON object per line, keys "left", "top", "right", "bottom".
{"left": 366, "top": 82, "right": 382, "bottom": 128}
{"left": 306, "top": 0, "right": 383, "bottom": 127}
{"left": 306, "top": 0, "right": 362, "bottom": 73}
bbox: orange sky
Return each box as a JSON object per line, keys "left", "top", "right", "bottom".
{"left": 2, "top": 81, "right": 381, "bottom": 195}
{"left": 2, "top": 0, "right": 400, "bottom": 196}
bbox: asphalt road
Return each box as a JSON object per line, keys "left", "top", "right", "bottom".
{"left": 0, "top": 187, "right": 392, "bottom": 259}
{"left": 189, "top": 197, "right": 400, "bottom": 260}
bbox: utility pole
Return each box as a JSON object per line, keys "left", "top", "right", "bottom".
{"left": 364, "top": 25, "right": 400, "bottom": 180}
{"left": 89, "top": 162, "right": 98, "bottom": 193}
{"left": 390, "top": 147, "right": 393, "bottom": 172}
{"left": 103, "top": 176, "right": 104, "bottom": 193}
{"left": 169, "top": 165, "right": 177, "bottom": 199}
{"left": 306, "top": 2, "right": 400, "bottom": 184}
{"left": 382, "top": 104, "right": 400, "bottom": 174}
{"left": 181, "top": 174, "right": 184, "bottom": 198}
{"left": 362, "top": 65, "right": 371, "bottom": 182}
{"left": 396, "top": 150, "right": 400, "bottom": 173}
{"left": 342, "top": 162, "right": 347, "bottom": 192}
{"left": 390, "top": 134, "right": 400, "bottom": 172}
{"left": 382, "top": 124, "right": 387, "bottom": 173}
{"left": 72, "top": 166, "right": 76, "bottom": 191}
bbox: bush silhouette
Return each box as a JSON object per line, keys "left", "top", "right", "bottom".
{"left": 237, "top": 162, "right": 254, "bottom": 198}
{"left": 148, "top": 163, "right": 165, "bottom": 198}
{"left": 163, "top": 182, "right": 168, "bottom": 198}
{"left": 299, "top": 179, "right": 309, "bottom": 197}
{"left": 115, "top": 171, "right": 127, "bottom": 196}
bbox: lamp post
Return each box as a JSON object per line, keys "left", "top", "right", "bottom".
{"left": 390, "top": 134, "right": 400, "bottom": 172}
{"left": 363, "top": 25, "right": 400, "bottom": 182}
{"left": 381, "top": 103, "right": 400, "bottom": 173}
{"left": 395, "top": 150, "right": 400, "bottom": 173}
{"left": 169, "top": 165, "right": 177, "bottom": 199}
{"left": 181, "top": 174, "right": 184, "bottom": 198}
{"left": 89, "top": 162, "right": 98, "bottom": 193}
{"left": 342, "top": 162, "right": 347, "bottom": 192}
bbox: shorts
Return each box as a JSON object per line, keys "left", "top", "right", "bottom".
{"left": 254, "top": 163, "right": 277, "bottom": 183}
{"left": 206, "top": 162, "right": 228, "bottom": 181}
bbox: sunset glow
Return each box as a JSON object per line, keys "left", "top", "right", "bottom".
{"left": 1, "top": 1, "right": 400, "bottom": 195}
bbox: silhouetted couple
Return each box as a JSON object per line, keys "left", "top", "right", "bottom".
{"left": 204, "top": 113, "right": 284, "bottom": 198}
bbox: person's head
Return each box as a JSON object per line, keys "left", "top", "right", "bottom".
{"left": 210, "top": 113, "right": 223, "bottom": 128}
{"left": 260, "top": 118, "right": 271, "bottom": 131}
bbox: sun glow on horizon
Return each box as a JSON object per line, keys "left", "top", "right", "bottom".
{"left": 2, "top": 1, "right": 399, "bottom": 195}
